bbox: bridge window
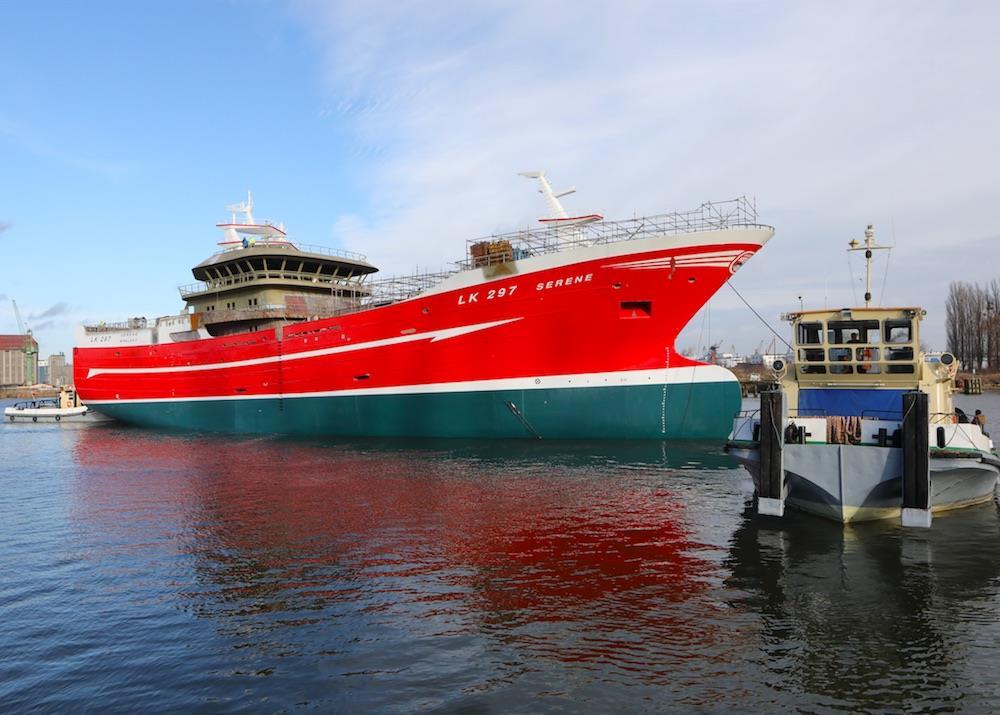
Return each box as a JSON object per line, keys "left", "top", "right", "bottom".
{"left": 797, "top": 322, "right": 823, "bottom": 345}
{"left": 827, "top": 319, "right": 880, "bottom": 345}
{"left": 856, "top": 347, "right": 880, "bottom": 374}
{"left": 798, "top": 348, "right": 824, "bottom": 362}
{"left": 884, "top": 319, "right": 912, "bottom": 343}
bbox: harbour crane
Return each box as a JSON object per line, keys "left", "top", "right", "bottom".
{"left": 11, "top": 300, "right": 37, "bottom": 386}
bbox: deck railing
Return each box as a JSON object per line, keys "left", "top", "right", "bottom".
{"left": 215, "top": 240, "right": 368, "bottom": 262}
{"left": 178, "top": 271, "right": 372, "bottom": 298}
{"left": 456, "top": 196, "right": 767, "bottom": 269}
{"left": 361, "top": 271, "right": 458, "bottom": 306}
{"left": 101, "top": 197, "right": 766, "bottom": 326}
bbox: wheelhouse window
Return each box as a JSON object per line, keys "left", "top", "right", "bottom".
{"left": 798, "top": 348, "right": 824, "bottom": 362}
{"left": 884, "top": 319, "right": 912, "bottom": 343}
{"left": 856, "top": 347, "right": 881, "bottom": 374}
{"left": 828, "top": 347, "right": 852, "bottom": 362}
{"left": 827, "top": 320, "right": 880, "bottom": 345}
{"left": 797, "top": 322, "right": 823, "bottom": 345}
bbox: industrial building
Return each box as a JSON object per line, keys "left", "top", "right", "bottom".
{"left": 47, "top": 352, "right": 72, "bottom": 387}
{"left": 1, "top": 334, "right": 39, "bottom": 386}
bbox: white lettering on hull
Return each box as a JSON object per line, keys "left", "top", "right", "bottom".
{"left": 536, "top": 273, "right": 592, "bottom": 292}
{"left": 457, "top": 284, "right": 517, "bottom": 305}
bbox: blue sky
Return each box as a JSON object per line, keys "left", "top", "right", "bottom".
{"left": 2, "top": 1, "right": 998, "bottom": 360}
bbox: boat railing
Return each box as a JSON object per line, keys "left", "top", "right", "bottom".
{"left": 457, "top": 196, "right": 768, "bottom": 269}
{"left": 178, "top": 271, "right": 372, "bottom": 298}
{"left": 361, "top": 270, "right": 459, "bottom": 306}
{"left": 218, "top": 218, "right": 285, "bottom": 231}
{"left": 83, "top": 318, "right": 150, "bottom": 331}
{"left": 859, "top": 409, "right": 903, "bottom": 420}
{"left": 13, "top": 399, "right": 58, "bottom": 409}
{"left": 731, "top": 408, "right": 762, "bottom": 440}
{"left": 214, "top": 240, "right": 368, "bottom": 262}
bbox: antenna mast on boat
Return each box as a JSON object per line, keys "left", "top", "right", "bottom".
{"left": 518, "top": 170, "right": 574, "bottom": 219}
{"left": 226, "top": 190, "right": 254, "bottom": 224}
{"left": 847, "top": 224, "right": 891, "bottom": 307}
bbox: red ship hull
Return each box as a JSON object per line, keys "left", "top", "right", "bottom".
{"left": 74, "top": 228, "right": 772, "bottom": 438}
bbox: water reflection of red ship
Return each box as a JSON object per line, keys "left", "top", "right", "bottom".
{"left": 71, "top": 428, "right": 741, "bottom": 671}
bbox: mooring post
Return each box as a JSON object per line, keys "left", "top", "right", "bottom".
{"left": 901, "top": 391, "right": 931, "bottom": 528}
{"left": 758, "top": 389, "right": 785, "bottom": 517}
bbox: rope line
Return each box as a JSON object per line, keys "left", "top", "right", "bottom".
{"left": 879, "top": 249, "right": 892, "bottom": 306}
{"left": 725, "top": 281, "right": 793, "bottom": 352}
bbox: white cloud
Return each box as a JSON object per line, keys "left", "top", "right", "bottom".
{"left": 292, "top": 0, "right": 1000, "bottom": 350}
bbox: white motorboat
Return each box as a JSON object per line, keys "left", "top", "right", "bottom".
{"left": 4, "top": 386, "right": 108, "bottom": 424}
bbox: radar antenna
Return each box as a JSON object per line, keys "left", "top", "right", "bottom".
{"left": 847, "top": 224, "right": 891, "bottom": 308}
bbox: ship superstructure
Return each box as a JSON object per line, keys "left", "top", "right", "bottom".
{"left": 181, "top": 193, "right": 377, "bottom": 337}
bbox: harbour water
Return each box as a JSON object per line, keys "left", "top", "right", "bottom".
{"left": 2, "top": 394, "right": 999, "bottom": 712}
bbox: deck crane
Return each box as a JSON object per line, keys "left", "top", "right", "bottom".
{"left": 11, "top": 300, "right": 37, "bottom": 385}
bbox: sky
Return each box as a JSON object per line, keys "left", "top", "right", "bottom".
{"left": 1, "top": 0, "right": 998, "bottom": 361}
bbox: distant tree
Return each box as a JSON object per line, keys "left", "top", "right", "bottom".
{"left": 946, "top": 280, "right": 999, "bottom": 370}
{"left": 987, "top": 278, "right": 1000, "bottom": 370}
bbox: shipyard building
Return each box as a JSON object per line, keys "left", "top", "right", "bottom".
{"left": 47, "top": 353, "right": 72, "bottom": 387}
{"left": 0, "top": 334, "right": 39, "bottom": 386}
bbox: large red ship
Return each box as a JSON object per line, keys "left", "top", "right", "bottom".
{"left": 73, "top": 175, "right": 773, "bottom": 438}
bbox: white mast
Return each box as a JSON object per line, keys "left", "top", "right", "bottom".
{"left": 216, "top": 191, "right": 288, "bottom": 247}
{"left": 847, "top": 224, "right": 891, "bottom": 307}
{"left": 518, "top": 171, "right": 575, "bottom": 219}
{"left": 226, "top": 190, "right": 254, "bottom": 224}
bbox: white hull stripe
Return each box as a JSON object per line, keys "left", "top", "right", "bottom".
{"left": 86, "top": 318, "right": 522, "bottom": 379}
{"left": 84, "top": 365, "right": 737, "bottom": 405}
{"left": 603, "top": 250, "right": 743, "bottom": 270}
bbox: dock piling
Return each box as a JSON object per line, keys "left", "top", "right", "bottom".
{"left": 758, "top": 389, "right": 786, "bottom": 517}
{"left": 901, "top": 391, "right": 931, "bottom": 528}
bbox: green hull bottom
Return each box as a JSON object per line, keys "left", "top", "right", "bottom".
{"left": 91, "top": 381, "right": 742, "bottom": 440}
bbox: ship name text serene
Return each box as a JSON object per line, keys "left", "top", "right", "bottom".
{"left": 456, "top": 273, "right": 593, "bottom": 306}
